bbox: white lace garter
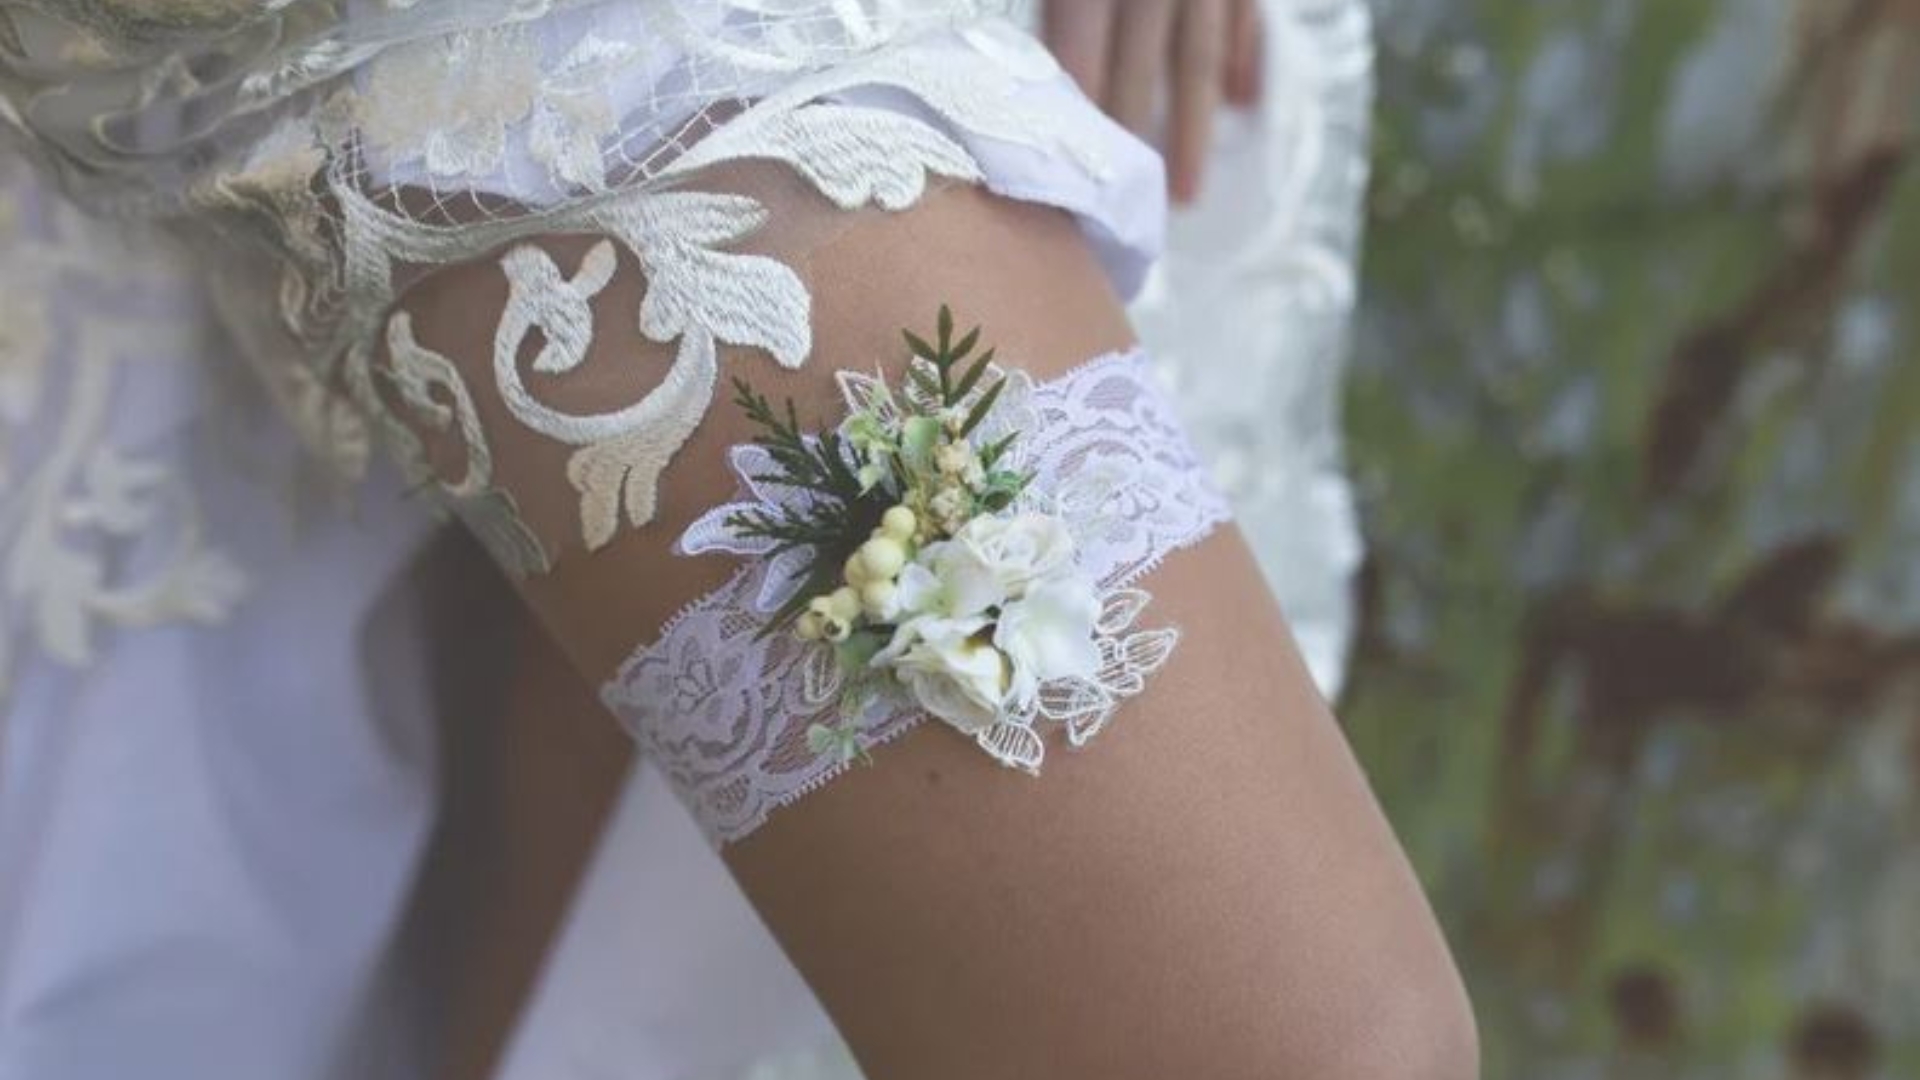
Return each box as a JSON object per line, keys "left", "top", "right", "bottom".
{"left": 602, "top": 348, "right": 1231, "bottom": 845}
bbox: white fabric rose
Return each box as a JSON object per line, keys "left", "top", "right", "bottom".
{"left": 995, "top": 575, "right": 1103, "bottom": 705}
{"left": 892, "top": 540, "right": 1004, "bottom": 618}
{"left": 872, "top": 614, "right": 1010, "bottom": 734}
{"left": 955, "top": 512, "right": 1077, "bottom": 599}
{"left": 874, "top": 510, "right": 1099, "bottom": 728}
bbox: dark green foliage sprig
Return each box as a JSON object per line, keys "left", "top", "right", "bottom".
{"left": 902, "top": 304, "right": 1007, "bottom": 438}
{"left": 722, "top": 305, "right": 1027, "bottom": 636}
{"left": 724, "top": 378, "right": 886, "bottom": 634}
{"left": 728, "top": 377, "right": 867, "bottom": 513}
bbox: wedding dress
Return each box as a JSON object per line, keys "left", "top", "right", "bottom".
{"left": 0, "top": 2, "right": 1370, "bottom": 1078}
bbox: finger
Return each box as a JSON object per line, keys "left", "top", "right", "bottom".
{"left": 1225, "top": 0, "right": 1264, "bottom": 106}
{"left": 1170, "top": 0, "right": 1229, "bottom": 204}
{"left": 1104, "top": 0, "right": 1179, "bottom": 136}
{"left": 1042, "top": 0, "right": 1118, "bottom": 105}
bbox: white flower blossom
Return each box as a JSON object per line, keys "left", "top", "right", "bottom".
{"left": 995, "top": 575, "right": 1103, "bottom": 705}
{"left": 893, "top": 538, "right": 1004, "bottom": 619}
{"left": 876, "top": 508, "right": 1100, "bottom": 725}
{"left": 954, "top": 512, "right": 1077, "bottom": 600}
{"left": 872, "top": 615, "right": 1010, "bottom": 734}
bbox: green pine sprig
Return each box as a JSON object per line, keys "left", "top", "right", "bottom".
{"left": 902, "top": 304, "right": 1007, "bottom": 438}
{"left": 729, "top": 377, "right": 867, "bottom": 505}
{"left": 723, "top": 306, "right": 1029, "bottom": 636}
{"left": 725, "top": 377, "right": 885, "bottom": 633}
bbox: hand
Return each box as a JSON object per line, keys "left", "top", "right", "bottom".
{"left": 1042, "top": 0, "right": 1263, "bottom": 205}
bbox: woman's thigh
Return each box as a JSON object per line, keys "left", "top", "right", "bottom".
{"left": 389, "top": 180, "right": 1474, "bottom": 1080}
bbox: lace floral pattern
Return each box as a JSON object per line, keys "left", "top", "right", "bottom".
{"left": 604, "top": 349, "right": 1232, "bottom": 845}
{"left": 0, "top": 2, "right": 1115, "bottom": 583}
{"left": 0, "top": 1, "right": 1122, "bottom": 594}
{"left": 342, "top": 22, "right": 1109, "bottom": 575}
{"left": 0, "top": 163, "right": 248, "bottom": 700}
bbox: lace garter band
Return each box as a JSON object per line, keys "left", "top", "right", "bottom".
{"left": 601, "top": 348, "right": 1232, "bottom": 845}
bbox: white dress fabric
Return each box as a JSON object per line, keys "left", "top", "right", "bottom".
{"left": 0, "top": 1, "right": 1372, "bottom": 1078}
{"left": 0, "top": 159, "right": 445, "bottom": 1080}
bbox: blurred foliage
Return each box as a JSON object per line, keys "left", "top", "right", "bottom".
{"left": 1343, "top": 1, "right": 1920, "bottom": 1076}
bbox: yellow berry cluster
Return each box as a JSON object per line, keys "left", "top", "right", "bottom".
{"left": 795, "top": 504, "right": 920, "bottom": 642}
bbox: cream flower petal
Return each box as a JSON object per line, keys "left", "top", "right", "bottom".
{"left": 996, "top": 574, "right": 1102, "bottom": 704}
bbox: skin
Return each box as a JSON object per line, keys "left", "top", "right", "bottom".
{"left": 398, "top": 181, "right": 1478, "bottom": 1079}
{"left": 419, "top": 17, "right": 1280, "bottom": 1064}
{"left": 424, "top": 611, "right": 633, "bottom": 1080}
{"left": 1042, "top": 0, "right": 1265, "bottom": 203}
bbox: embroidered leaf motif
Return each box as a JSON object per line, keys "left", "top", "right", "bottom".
{"left": 976, "top": 720, "right": 1045, "bottom": 774}
{"left": 567, "top": 332, "right": 718, "bottom": 549}
{"left": 601, "top": 192, "right": 812, "bottom": 368}
{"left": 1104, "top": 628, "right": 1180, "bottom": 694}
{"left": 670, "top": 104, "right": 984, "bottom": 211}
{"left": 1096, "top": 587, "right": 1154, "bottom": 634}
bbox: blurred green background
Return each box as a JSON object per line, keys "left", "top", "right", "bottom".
{"left": 1344, "top": 1, "right": 1920, "bottom": 1076}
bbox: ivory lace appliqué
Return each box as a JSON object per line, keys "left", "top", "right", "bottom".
{"left": 333, "top": 17, "right": 1102, "bottom": 575}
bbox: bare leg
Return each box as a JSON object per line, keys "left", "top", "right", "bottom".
{"left": 390, "top": 182, "right": 1477, "bottom": 1079}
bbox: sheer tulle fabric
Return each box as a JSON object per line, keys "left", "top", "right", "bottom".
{"left": 0, "top": 1, "right": 1160, "bottom": 584}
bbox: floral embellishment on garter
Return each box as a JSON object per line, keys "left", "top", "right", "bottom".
{"left": 680, "top": 307, "right": 1180, "bottom": 774}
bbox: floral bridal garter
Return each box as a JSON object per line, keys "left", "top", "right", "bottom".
{"left": 603, "top": 311, "right": 1233, "bottom": 845}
